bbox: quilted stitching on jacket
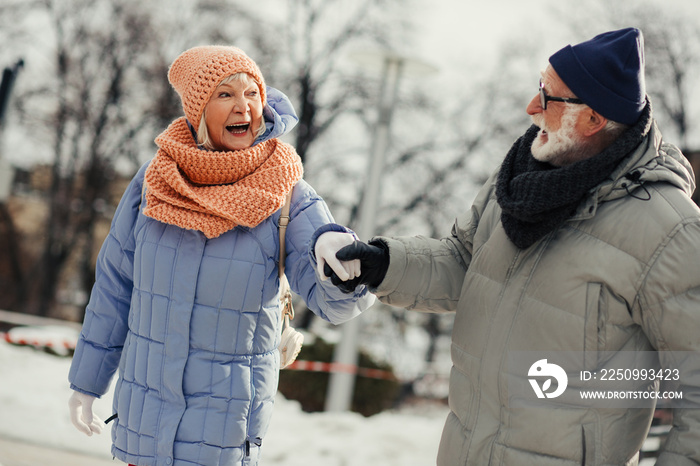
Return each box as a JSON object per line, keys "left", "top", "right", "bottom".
{"left": 69, "top": 163, "right": 372, "bottom": 465}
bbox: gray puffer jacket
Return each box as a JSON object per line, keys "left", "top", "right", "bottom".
{"left": 374, "top": 122, "right": 700, "bottom": 466}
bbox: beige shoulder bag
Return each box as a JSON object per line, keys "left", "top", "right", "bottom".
{"left": 277, "top": 191, "right": 304, "bottom": 369}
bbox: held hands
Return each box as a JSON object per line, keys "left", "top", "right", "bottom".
{"left": 323, "top": 240, "right": 389, "bottom": 293}
{"left": 68, "top": 391, "right": 104, "bottom": 436}
{"left": 315, "top": 232, "right": 361, "bottom": 282}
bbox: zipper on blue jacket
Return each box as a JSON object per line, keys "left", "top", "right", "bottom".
{"left": 245, "top": 437, "right": 262, "bottom": 457}
{"left": 245, "top": 358, "right": 255, "bottom": 456}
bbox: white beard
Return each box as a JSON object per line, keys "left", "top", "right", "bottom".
{"left": 531, "top": 108, "right": 585, "bottom": 166}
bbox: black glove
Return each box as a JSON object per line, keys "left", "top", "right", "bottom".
{"left": 323, "top": 240, "right": 389, "bottom": 293}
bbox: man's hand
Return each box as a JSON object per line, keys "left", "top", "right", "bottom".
{"left": 324, "top": 240, "right": 389, "bottom": 293}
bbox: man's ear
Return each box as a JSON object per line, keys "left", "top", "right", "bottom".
{"left": 581, "top": 108, "right": 608, "bottom": 137}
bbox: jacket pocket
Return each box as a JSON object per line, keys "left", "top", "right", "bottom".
{"left": 583, "top": 283, "right": 603, "bottom": 370}
{"left": 581, "top": 423, "right": 596, "bottom": 465}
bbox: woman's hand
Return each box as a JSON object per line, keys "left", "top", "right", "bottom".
{"left": 314, "top": 232, "right": 360, "bottom": 282}
{"left": 68, "top": 391, "right": 104, "bottom": 436}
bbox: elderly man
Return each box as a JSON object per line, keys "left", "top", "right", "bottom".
{"left": 324, "top": 28, "right": 700, "bottom": 464}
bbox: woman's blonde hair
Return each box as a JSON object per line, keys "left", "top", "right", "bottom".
{"left": 197, "top": 73, "right": 266, "bottom": 150}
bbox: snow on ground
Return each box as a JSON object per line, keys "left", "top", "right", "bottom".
{"left": 0, "top": 334, "right": 447, "bottom": 465}
{"left": 0, "top": 326, "right": 661, "bottom": 465}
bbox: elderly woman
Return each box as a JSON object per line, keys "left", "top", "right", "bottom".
{"left": 67, "top": 46, "right": 373, "bottom": 466}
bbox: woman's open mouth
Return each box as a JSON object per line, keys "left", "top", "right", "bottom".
{"left": 226, "top": 123, "right": 250, "bottom": 135}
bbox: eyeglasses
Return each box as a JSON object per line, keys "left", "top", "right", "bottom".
{"left": 539, "top": 79, "right": 584, "bottom": 110}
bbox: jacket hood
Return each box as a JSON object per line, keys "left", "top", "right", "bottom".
{"left": 632, "top": 125, "right": 695, "bottom": 195}
{"left": 257, "top": 86, "right": 299, "bottom": 144}
{"left": 575, "top": 122, "right": 696, "bottom": 218}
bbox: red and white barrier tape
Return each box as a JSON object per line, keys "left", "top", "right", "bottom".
{"left": 0, "top": 331, "right": 394, "bottom": 381}
{"left": 0, "top": 331, "right": 76, "bottom": 351}
{"left": 285, "top": 360, "right": 396, "bottom": 380}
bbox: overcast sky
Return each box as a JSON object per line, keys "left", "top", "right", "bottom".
{"left": 408, "top": 0, "right": 700, "bottom": 85}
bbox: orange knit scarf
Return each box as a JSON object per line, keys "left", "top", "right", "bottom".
{"left": 143, "top": 117, "right": 304, "bottom": 238}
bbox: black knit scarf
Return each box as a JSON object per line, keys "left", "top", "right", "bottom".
{"left": 496, "top": 102, "right": 652, "bottom": 249}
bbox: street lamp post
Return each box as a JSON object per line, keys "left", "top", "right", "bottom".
{"left": 324, "top": 51, "right": 437, "bottom": 413}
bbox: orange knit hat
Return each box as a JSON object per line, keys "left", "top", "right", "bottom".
{"left": 168, "top": 45, "right": 266, "bottom": 132}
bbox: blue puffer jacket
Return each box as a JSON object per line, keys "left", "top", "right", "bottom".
{"left": 69, "top": 89, "right": 373, "bottom": 466}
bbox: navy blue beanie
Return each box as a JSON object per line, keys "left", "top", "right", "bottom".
{"left": 549, "top": 27, "right": 646, "bottom": 125}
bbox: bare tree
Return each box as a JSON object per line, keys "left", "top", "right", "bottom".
{"left": 283, "top": 0, "right": 404, "bottom": 163}
{"left": 554, "top": 0, "right": 700, "bottom": 152}
{"left": 3, "top": 0, "right": 172, "bottom": 317}
{"left": 641, "top": 16, "right": 700, "bottom": 152}
{"left": 188, "top": 0, "right": 405, "bottom": 164}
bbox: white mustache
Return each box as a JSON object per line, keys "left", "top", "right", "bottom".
{"left": 531, "top": 114, "right": 546, "bottom": 131}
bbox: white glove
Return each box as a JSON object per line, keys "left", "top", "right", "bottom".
{"left": 68, "top": 390, "right": 104, "bottom": 436}
{"left": 314, "top": 231, "right": 361, "bottom": 282}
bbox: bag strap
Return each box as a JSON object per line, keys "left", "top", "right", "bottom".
{"left": 278, "top": 190, "right": 294, "bottom": 321}
{"left": 278, "top": 190, "right": 292, "bottom": 278}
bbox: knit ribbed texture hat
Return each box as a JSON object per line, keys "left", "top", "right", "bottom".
{"left": 549, "top": 27, "right": 646, "bottom": 125}
{"left": 168, "top": 45, "right": 266, "bottom": 132}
